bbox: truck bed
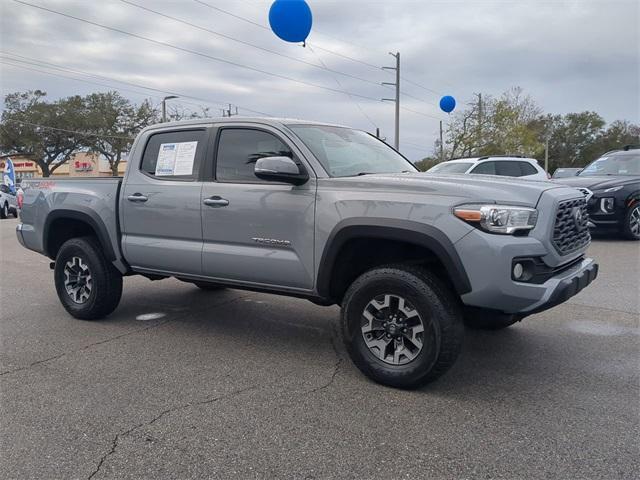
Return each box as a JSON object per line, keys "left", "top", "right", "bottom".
{"left": 17, "top": 177, "right": 124, "bottom": 268}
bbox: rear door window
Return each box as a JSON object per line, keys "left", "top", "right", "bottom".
{"left": 495, "top": 161, "right": 523, "bottom": 177}
{"left": 470, "top": 161, "right": 496, "bottom": 175}
{"left": 140, "top": 129, "right": 207, "bottom": 180}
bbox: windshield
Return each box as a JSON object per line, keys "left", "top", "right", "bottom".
{"left": 580, "top": 153, "right": 640, "bottom": 176}
{"left": 428, "top": 162, "right": 473, "bottom": 174}
{"left": 288, "top": 124, "right": 417, "bottom": 177}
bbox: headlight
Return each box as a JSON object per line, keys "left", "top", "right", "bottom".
{"left": 602, "top": 185, "right": 623, "bottom": 193}
{"left": 454, "top": 204, "right": 538, "bottom": 234}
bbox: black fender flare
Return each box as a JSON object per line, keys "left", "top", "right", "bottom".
{"left": 316, "top": 218, "right": 472, "bottom": 298}
{"left": 43, "top": 208, "right": 116, "bottom": 261}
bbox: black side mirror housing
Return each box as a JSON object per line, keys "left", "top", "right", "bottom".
{"left": 254, "top": 156, "right": 309, "bottom": 186}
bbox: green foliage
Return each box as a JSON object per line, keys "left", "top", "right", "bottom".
{"left": 432, "top": 87, "right": 639, "bottom": 174}
{"left": 84, "top": 92, "right": 158, "bottom": 175}
{"left": 0, "top": 90, "right": 89, "bottom": 176}
{"left": 0, "top": 90, "right": 160, "bottom": 177}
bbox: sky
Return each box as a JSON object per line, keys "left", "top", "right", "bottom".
{"left": 1, "top": 0, "right": 638, "bottom": 160}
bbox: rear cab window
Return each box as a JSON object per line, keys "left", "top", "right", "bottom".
{"left": 140, "top": 129, "right": 208, "bottom": 180}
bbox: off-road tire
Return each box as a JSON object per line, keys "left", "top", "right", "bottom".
{"left": 341, "top": 265, "right": 464, "bottom": 389}
{"left": 193, "top": 281, "right": 225, "bottom": 291}
{"left": 463, "top": 307, "right": 521, "bottom": 330}
{"left": 54, "top": 237, "right": 123, "bottom": 320}
{"left": 621, "top": 204, "right": 640, "bottom": 240}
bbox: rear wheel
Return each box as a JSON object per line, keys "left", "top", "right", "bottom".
{"left": 341, "top": 265, "right": 464, "bottom": 389}
{"left": 0, "top": 203, "right": 7, "bottom": 219}
{"left": 621, "top": 204, "right": 640, "bottom": 240}
{"left": 54, "top": 237, "right": 122, "bottom": 320}
{"left": 11, "top": 207, "right": 18, "bottom": 218}
{"left": 464, "top": 307, "right": 520, "bottom": 330}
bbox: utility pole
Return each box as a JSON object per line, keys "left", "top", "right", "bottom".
{"left": 162, "top": 95, "right": 179, "bottom": 122}
{"left": 544, "top": 137, "right": 550, "bottom": 174}
{"left": 439, "top": 120, "right": 444, "bottom": 162}
{"left": 382, "top": 51, "right": 400, "bottom": 150}
{"left": 221, "top": 104, "right": 239, "bottom": 117}
{"left": 475, "top": 93, "right": 483, "bottom": 155}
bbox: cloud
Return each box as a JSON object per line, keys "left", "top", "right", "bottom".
{"left": 1, "top": 0, "right": 638, "bottom": 160}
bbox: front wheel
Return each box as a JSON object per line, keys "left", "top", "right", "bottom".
{"left": 621, "top": 204, "right": 640, "bottom": 240}
{"left": 0, "top": 203, "right": 7, "bottom": 219}
{"left": 341, "top": 265, "right": 464, "bottom": 389}
{"left": 54, "top": 237, "right": 123, "bottom": 320}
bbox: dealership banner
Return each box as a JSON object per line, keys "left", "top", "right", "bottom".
{"left": 3, "top": 157, "right": 16, "bottom": 194}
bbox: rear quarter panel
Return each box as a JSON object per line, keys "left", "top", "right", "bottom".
{"left": 19, "top": 178, "right": 122, "bottom": 262}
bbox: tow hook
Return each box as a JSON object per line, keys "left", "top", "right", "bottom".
{"left": 49, "top": 262, "right": 55, "bottom": 270}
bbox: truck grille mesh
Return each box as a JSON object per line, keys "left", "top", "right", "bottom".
{"left": 553, "top": 198, "right": 590, "bottom": 255}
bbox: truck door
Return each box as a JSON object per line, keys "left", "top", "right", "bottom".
{"left": 121, "top": 127, "right": 210, "bottom": 276}
{"left": 200, "top": 125, "right": 316, "bottom": 290}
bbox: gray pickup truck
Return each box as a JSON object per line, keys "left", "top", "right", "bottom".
{"left": 17, "top": 118, "right": 598, "bottom": 388}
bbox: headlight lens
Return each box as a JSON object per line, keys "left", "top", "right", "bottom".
{"left": 602, "top": 185, "right": 623, "bottom": 193}
{"left": 454, "top": 204, "right": 538, "bottom": 234}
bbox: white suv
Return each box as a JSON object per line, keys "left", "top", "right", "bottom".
{"left": 427, "top": 156, "right": 549, "bottom": 181}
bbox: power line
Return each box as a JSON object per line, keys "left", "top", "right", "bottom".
{"left": 306, "top": 44, "right": 378, "bottom": 130}
{"left": 3, "top": 118, "right": 134, "bottom": 139}
{"left": 0, "top": 52, "right": 272, "bottom": 116}
{"left": 12, "top": 0, "right": 389, "bottom": 104}
{"left": 195, "top": 0, "right": 448, "bottom": 97}
{"left": 192, "top": 0, "right": 385, "bottom": 71}
{"left": 119, "top": 0, "right": 386, "bottom": 89}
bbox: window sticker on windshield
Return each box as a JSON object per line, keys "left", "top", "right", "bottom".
{"left": 155, "top": 142, "right": 198, "bottom": 176}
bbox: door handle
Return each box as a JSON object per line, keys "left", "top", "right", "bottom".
{"left": 203, "top": 196, "right": 229, "bottom": 207}
{"left": 127, "top": 194, "right": 148, "bottom": 203}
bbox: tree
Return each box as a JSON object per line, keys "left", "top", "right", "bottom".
{"left": 438, "top": 87, "right": 543, "bottom": 161}
{"left": 84, "top": 92, "right": 157, "bottom": 176}
{"left": 0, "top": 91, "right": 88, "bottom": 176}
{"left": 544, "top": 111, "right": 606, "bottom": 171}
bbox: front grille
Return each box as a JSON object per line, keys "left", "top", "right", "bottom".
{"left": 552, "top": 197, "right": 591, "bottom": 255}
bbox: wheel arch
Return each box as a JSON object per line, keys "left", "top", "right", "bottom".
{"left": 316, "top": 219, "right": 471, "bottom": 302}
{"left": 43, "top": 209, "right": 116, "bottom": 262}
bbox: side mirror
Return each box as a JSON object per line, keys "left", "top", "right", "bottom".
{"left": 254, "top": 156, "right": 308, "bottom": 186}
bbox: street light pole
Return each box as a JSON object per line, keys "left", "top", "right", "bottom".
{"left": 162, "top": 95, "right": 179, "bottom": 122}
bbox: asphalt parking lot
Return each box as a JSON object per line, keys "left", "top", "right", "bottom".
{"left": 1, "top": 217, "right": 638, "bottom": 480}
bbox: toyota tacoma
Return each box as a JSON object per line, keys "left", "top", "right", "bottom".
{"left": 16, "top": 118, "right": 598, "bottom": 388}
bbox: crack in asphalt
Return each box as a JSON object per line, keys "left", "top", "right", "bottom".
{"left": 305, "top": 319, "right": 344, "bottom": 394}
{"left": 86, "top": 384, "right": 260, "bottom": 480}
{"left": 0, "top": 319, "right": 171, "bottom": 377}
{"left": 0, "top": 294, "right": 252, "bottom": 378}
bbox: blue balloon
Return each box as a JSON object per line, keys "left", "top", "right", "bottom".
{"left": 269, "top": 0, "right": 313, "bottom": 43}
{"left": 439, "top": 95, "right": 456, "bottom": 113}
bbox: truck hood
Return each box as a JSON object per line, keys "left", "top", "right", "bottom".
{"left": 322, "top": 172, "right": 563, "bottom": 206}
{"left": 554, "top": 175, "right": 640, "bottom": 190}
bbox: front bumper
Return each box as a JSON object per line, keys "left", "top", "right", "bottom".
{"left": 455, "top": 229, "right": 597, "bottom": 315}
{"left": 525, "top": 260, "right": 598, "bottom": 315}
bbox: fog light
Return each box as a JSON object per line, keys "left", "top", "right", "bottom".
{"left": 513, "top": 262, "right": 524, "bottom": 280}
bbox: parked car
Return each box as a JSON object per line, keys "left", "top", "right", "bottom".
{"left": 16, "top": 118, "right": 598, "bottom": 388}
{"left": 554, "top": 145, "right": 640, "bottom": 239}
{"left": 427, "top": 155, "right": 549, "bottom": 180}
{"left": 552, "top": 167, "right": 582, "bottom": 179}
{"left": 0, "top": 184, "right": 18, "bottom": 219}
